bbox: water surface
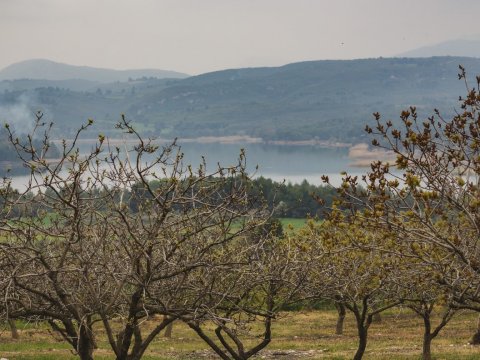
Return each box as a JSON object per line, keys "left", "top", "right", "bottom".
{"left": 8, "top": 142, "right": 368, "bottom": 190}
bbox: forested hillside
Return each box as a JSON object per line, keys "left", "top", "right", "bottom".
{"left": 2, "top": 57, "right": 480, "bottom": 141}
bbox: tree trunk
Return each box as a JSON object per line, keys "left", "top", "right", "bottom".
{"left": 164, "top": 318, "right": 173, "bottom": 338}
{"left": 77, "top": 324, "right": 95, "bottom": 360}
{"left": 117, "top": 325, "right": 144, "bottom": 360}
{"left": 471, "top": 314, "right": 480, "bottom": 345}
{"left": 8, "top": 319, "right": 19, "bottom": 339}
{"left": 115, "top": 316, "right": 175, "bottom": 360}
{"left": 353, "top": 325, "right": 368, "bottom": 360}
{"left": 116, "top": 291, "right": 143, "bottom": 360}
{"left": 422, "top": 314, "right": 432, "bottom": 360}
{"left": 423, "top": 334, "right": 432, "bottom": 360}
{"left": 335, "top": 303, "right": 346, "bottom": 335}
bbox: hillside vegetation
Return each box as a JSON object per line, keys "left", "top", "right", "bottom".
{"left": 2, "top": 57, "right": 480, "bottom": 141}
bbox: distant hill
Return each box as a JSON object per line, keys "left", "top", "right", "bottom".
{"left": 398, "top": 38, "right": 480, "bottom": 58}
{"left": 1, "top": 57, "right": 480, "bottom": 142}
{"left": 0, "top": 78, "right": 102, "bottom": 92}
{"left": 126, "top": 56, "right": 480, "bottom": 141}
{"left": 0, "top": 59, "right": 189, "bottom": 82}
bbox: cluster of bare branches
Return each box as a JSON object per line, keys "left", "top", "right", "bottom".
{"left": 0, "top": 114, "right": 307, "bottom": 360}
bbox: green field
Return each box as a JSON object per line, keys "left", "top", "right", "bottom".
{"left": 279, "top": 218, "right": 321, "bottom": 233}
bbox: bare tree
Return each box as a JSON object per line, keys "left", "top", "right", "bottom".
{"left": 1, "top": 114, "right": 270, "bottom": 360}
{"left": 183, "top": 233, "right": 309, "bottom": 360}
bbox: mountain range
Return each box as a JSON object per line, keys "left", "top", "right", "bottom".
{"left": 0, "top": 59, "right": 189, "bottom": 82}
{"left": 398, "top": 37, "right": 480, "bottom": 58}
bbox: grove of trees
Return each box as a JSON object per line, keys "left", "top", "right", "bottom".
{"left": 0, "top": 114, "right": 312, "bottom": 360}
{"left": 1, "top": 67, "right": 480, "bottom": 360}
{"left": 318, "top": 66, "right": 480, "bottom": 359}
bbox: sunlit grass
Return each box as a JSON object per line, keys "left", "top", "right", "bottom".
{"left": 279, "top": 217, "right": 308, "bottom": 232}
{"left": 1, "top": 309, "right": 479, "bottom": 359}
{"left": 279, "top": 217, "right": 322, "bottom": 233}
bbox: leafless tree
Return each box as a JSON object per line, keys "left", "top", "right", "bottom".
{"left": 0, "top": 114, "right": 272, "bottom": 360}
{"left": 182, "top": 233, "right": 309, "bottom": 360}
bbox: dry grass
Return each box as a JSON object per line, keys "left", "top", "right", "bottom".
{"left": 1, "top": 309, "right": 480, "bottom": 359}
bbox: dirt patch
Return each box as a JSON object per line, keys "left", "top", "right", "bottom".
{"left": 183, "top": 349, "right": 329, "bottom": 359}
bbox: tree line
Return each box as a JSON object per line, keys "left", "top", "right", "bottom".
{"left": 127, "top": 176, "right": 336, "bottom": 220}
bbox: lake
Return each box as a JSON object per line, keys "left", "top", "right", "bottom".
{"left": 175, "top": 142, "right": 365, "bottom": 185}
{"left": 8, "top": 141, "right": 370, "bottom": 190}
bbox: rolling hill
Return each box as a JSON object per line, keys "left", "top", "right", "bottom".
{"left": 1, "top": 57, "right": 480, "bottom": 142}
{"left": 398, "top": 38, "right": 480, "bottom": 58}
{"left": 0, "top": 59, "right": 189, "bottom": 82}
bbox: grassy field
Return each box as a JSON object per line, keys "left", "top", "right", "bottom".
{"left": 1, "top": 309, "right": 480, "bottom": 359}
{"left": 279, "top": 218, "right": 311, "bottom": 232}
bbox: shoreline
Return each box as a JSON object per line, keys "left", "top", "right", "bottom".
{"left": 50, "top": 135, "right": 352, "bottom": 148}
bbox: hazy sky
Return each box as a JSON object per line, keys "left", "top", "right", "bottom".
{"left": 1, "top": 0, "right": 479, "bottom": 75}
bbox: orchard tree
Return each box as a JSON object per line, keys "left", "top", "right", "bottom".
{"left": 1, "top": 114, "right": 270, "bottom": 360}
{"left": 300, "top": 216, "right": 402, "bottom": 360}
{"left": 323, "top": 65, "right": 480, "bottom": 346}
{"left": 183, "top": 233, "right": 309, "bottom": 360}
{"left": 388, "top": 227, "right": 458, "bottom": 360}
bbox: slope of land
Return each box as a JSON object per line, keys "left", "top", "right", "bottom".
{"left": 1, "top": 57, "right": 480, "bottom": 142}
{"left": 399, "top": 38, "right": 480, "bottom": 58}
{"left": 0, "top": 59, "right": 189, "bottom": 82}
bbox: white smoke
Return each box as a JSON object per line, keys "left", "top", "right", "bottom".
{"left": 0, "top": 92, "right": 43, "bottom": 135}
